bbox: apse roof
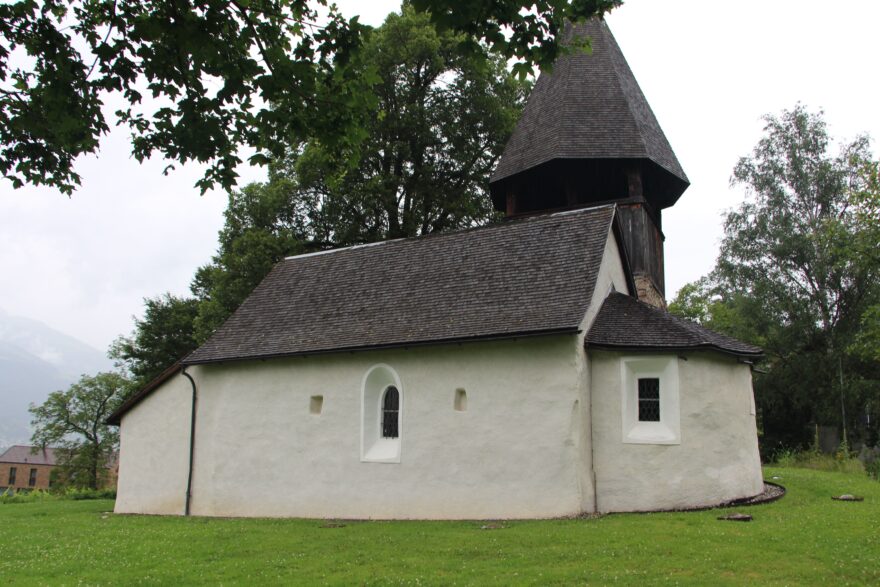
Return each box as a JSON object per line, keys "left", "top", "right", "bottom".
{"left": 587, "top": 292, "right": 763, "bottom": 357}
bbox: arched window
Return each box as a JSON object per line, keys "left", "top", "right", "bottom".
{"left": 382, "top": 386, "right": 400, "bottom": 438}
{"left": 361, "top": 364, "right": 402, "bottom": 462}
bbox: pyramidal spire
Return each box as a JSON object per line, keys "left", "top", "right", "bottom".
{"left": 490, "top": 18, "right": 689, "bottom": 215}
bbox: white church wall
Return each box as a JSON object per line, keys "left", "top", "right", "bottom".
{"left": 115, "top": 373, "right": 192, "bottom": 515}
{"left": 163, "top": 335, "right": 587, "bottom": 519}
{"left": 589, "top": 350, "right": 763, "bottom": 513}
{"left": 580, "top": 228, "right": 630, "bottom": 334}
{"left": 575, "top": 226, "right": 632, "bottom": 512}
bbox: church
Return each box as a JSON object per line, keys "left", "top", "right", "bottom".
{"left": 108, "top": 19, "right": 765, "bottom": 519}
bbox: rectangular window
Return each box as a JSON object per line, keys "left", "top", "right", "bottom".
{"left": 29, "top": 468, "right": 38, "bottom": 487}
{"left": 638, "top": 378, "right": 660, "bottom": 422}
{"left": 8, "top": 467, "right": 16, "bottom": 486}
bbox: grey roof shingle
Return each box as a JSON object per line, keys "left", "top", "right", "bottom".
{"left": 587, "top": 292, "right": 763, "bottom": 357}
{"left": 491, "top": 19, "right": 688, "bottom": 200}
{"left": 184, "top": 206, "right": 617, "bottom": 365}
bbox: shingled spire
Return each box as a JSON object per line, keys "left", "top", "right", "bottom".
{"left": 490, "top": 18, "right": 689, "bottom": 306}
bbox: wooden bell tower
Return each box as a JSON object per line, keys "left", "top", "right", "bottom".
{"left": 489, "top": 19, "right": 689, "bottom": 307}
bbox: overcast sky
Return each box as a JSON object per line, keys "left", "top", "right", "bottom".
{"left": 1, "top": 0, "right": 878, "bottom": 352}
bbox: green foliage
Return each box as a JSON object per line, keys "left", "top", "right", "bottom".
{"left": 281, "top": 6, "right": 528, "bottom": 244}
{"left": 120, "top": 6, "right": 529, "bottom": 349}
{"left": 848, "top": 160, "right": 880, "bottom": 364}
{"left": 1, "top": 469, "right": 880, "bottom": 584}
{"left": 0, "top": 0, "right": 616, "bottom": 194}
{"left": 29, "top": 372, "right": 130, "bottom": 490}
{"left": 772, "top": 449, "right": 866, "bottom": 476}
{"left": 0, "top": 487, "right": 117, "bottom": 504}
{"left": 109, "top": 293, "right": 200, "bottom": 387}
{"left": 191, "top": 180, "right": 308, "bottom": 341}
{"left": 0, "top": 488, "right": 55, "bottom": 504}
{"left": 412, "top": 0, "right": 622, "bottom": 78}
{"left": 62, "top": 486, "right": 117, "bottom": 501}
{"left": 669, "top": 105, "right": 880, "bottom": 452}
{"left": 867, "top": 458, "right": 880, "bottom": 480}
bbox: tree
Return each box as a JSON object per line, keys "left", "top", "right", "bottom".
{"left": 30, "top": 372, "right": 131, "bottom": 489}
{"left": 188, "top": 6, "right": 527, "bottom": 341}
{"left": 191, "top": 179, "right": 309, "bottom": 341}
{"left": 848, "top": 160, "right": 880, "bottom": 365}
{"left": 279, "top": 6, "right": 528, "bottom": 244}
{"left": 109, "top": 293, "right": 201, "bottom": 387}
{"left": 0, "top": 0, "right": 619, "bottom": 195}
{"left": 669, "top": 105, "right": 880, "bottom": 452}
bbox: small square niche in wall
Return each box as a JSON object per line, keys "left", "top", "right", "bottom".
{"left": 310, "top": 395, "right": 324, "bottom": 415}
{"left": 454, "top": 388, "right": 468, "bottom": 412}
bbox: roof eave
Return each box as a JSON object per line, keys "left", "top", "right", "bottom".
{"left": 184, "top": 327, "right": 583, "bottom": 367}
{"left": 585, "top": 342, "right": 764, "bottom": 360}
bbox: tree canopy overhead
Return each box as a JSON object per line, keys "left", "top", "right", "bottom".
{"left": 0, "top": 0, "right": 620, "bottom": 195}
{"left": 283, "top": 5, "right": 527, "bottom": 244}
{"left": 112, "top": 5, "right": 528, "bottom": 377}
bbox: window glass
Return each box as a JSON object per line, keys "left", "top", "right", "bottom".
{"left": 382, "top": 386, "right": 400, "bottom": 438}
{"left": 638, "top": 378, "right": 660, "bottom": 422}
{"left": 29, "top": 468, "right": 37, "bottom": 487}
{"left": 8, "top": 467, "right": 16, "bottom": 485}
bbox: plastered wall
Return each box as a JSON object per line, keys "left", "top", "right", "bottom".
{"left": 115, "top": 373, "right": 193, "bottom": 515}
{"left": 117, "top": 335, "right": 587, "bottom": 519}
{"left": 589, "top": 351, "right": 764, "bottom": 512}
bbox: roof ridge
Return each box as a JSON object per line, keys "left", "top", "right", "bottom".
{"left": 599, "top": 22, "right": 650, "bottom": 158}
{"left": 282, "top": 204, "right": 617, "bottom": 263}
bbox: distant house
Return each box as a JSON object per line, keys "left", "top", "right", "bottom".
{"left": 0, "top": 445, "right": 119, "bottom": 492}
{"left": 0, "top": 446, "right": 57, "bottom": 491}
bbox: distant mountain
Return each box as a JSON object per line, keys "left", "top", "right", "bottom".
{"left": 0, "top": 309, "right": 111, "bottom": 447}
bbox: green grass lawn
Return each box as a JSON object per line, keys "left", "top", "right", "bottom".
{"left": 0, "top": 467, "right": 877, "bottom": 586}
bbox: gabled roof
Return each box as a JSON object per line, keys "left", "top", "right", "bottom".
{"left": 184, "top": 206, "right": 618, "bottom": 365}
{"left": 490, "top": 19, "right": 688, "bottom": 205}
{"left": 587, "top": 292, "right": 763, "bottom": 357}
{"left": 0, "top": 445, "right": 57, "bottom": 466}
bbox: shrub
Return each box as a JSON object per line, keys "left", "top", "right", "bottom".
{"left": 771, "top": 449, "right": 865, "bottom": 475}
{"left": 0, "top": 489, "right": 56, "bottom": 504}
{"left": 63, "top": 487, "right": 117, "bottom": 500}
{"left": 0, "top": 486, "right": 116, "bottom": 504}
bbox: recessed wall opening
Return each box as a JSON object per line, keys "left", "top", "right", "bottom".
{"left": 361, "top": 364, "right": 403, "bottom": 463}
{"left": 310, "top": 395, "right": 324, "bottom": 415}
{"left": 454, "top": 388, "right": 468, "bottom": 412}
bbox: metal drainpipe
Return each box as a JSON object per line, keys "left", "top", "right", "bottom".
{"left": 588, "top": 380, "right": 599, "bottom": 515}
{"left": 181, "top": 368, "right": 198, "bottom": 517}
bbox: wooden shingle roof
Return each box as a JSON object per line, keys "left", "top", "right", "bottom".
{"left": 490, "top": 19, "right": 688, "bottom": 206}
{"left": 184, "top": 206, "right": 617, "bottom": 365}
{"left": 587, "top": 292, "right": 763, "bottom": 357}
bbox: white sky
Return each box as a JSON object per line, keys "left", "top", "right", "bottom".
{"left": 0, "top": 0, "right": 878, "bottom": 351}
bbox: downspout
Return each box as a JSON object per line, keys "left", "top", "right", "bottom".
{"left": 181, "top": 367, "right": 198, "bottom": 517}
{"left": 588, "top": 363, "right": 599, "bottom": 515}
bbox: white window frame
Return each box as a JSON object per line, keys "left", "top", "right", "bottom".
{"left": 360, "top": 364, "right": 403, "bottom": 463}
{"left": 620, "top": 356, "right": 681, "bottom": 445}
